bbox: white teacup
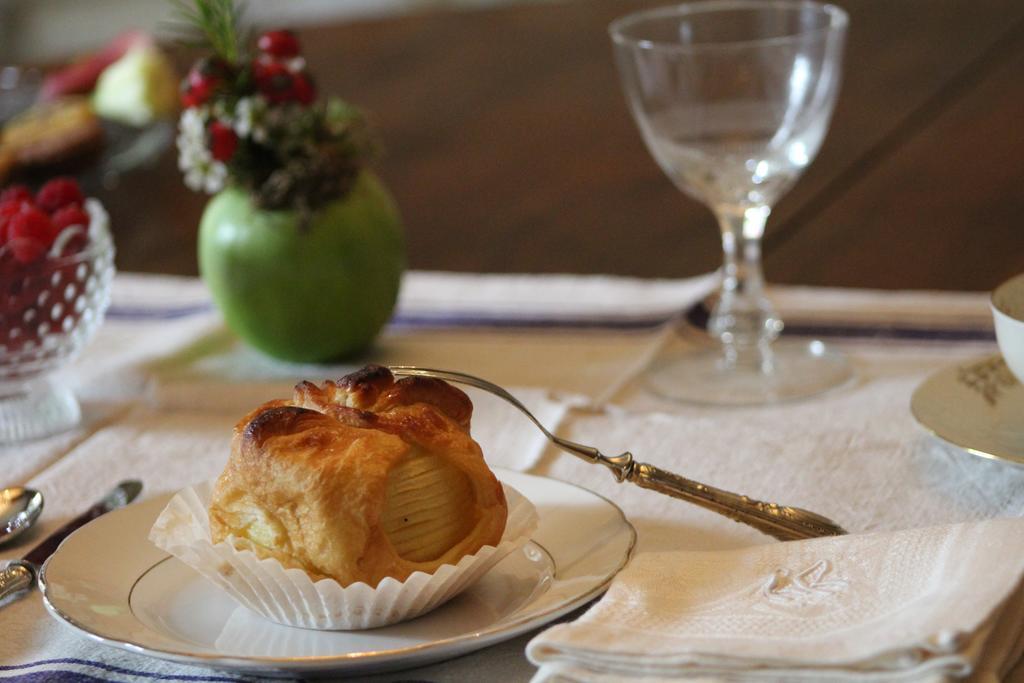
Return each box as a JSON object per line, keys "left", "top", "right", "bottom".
{"left": 992, "top": 274, "right": 1024, "bottom": 384}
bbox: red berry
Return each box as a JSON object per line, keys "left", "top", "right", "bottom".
{"left": 180, "top": 82, "right": 204, "bottom": 109}
{"left": 187, "top": 71, "right": 213, "bottom": 92}
{"left": 0, "top": 185, "right": 32, "bottom": 203}
{"left": 0, "top": 199, "right": 26, "bottom": 215}
{"left": 8, "top": 208, "right": 56, "bottom": 263}
{"left": 10, "top": 207, "right": 58, "bottom": 245}
{"left": 0, "top": 199, "right": 30, "bottom": 244}
{"left": 208, "top": 121, "right": 238, "bottom": 162}
{"left": 52, "top": 204, "right": 90, "bottom": 231}
{"left": 257, "top": 30, "right": 300, "bottom": 59}
{"left": 182, "top": 57, "right": 231, "bottom": 108}
{"left": 36, "top": 177, "right": 84, "bottom": 213}
{"left": 250, "top": 58, "right": 275, "bottom": 80}
{"left": 291, "top": 73, "right": 316, "bottom": 105}
{"left": 9, "top": 237, "right": 46, "bottom": 264}
{"left": 181, "top": 77, "right": 214, "bottom": 108}
{"left": 252, "top": 60, "right": 296, "bottom": 104}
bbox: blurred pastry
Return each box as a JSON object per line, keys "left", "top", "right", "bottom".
{"left": 208, "top": 365, "right": 508, "bottom": 587}
{"left": 0, "top": 97, "right": 103, "bottom": 171}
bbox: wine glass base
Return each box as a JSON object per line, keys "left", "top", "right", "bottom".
{"left": 0, "top": 379, "right": 81, "bottom": 443}
{"left": 644, "top": 340, "right": 853, "bottom": 406}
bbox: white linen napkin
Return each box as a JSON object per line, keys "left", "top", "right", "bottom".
{"left": 527, "top": 518, "right": 1024, "bottom": 682}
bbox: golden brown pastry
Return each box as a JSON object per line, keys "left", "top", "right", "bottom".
{"left": 0, "top": 97, "right": 104, "bottom": 171}
{"left": 209, "top": 365, "right": 507, "bottom": 587}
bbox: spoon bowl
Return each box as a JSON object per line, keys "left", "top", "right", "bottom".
{"left": 0, "top": 487, "right": 44, "bottom": 547}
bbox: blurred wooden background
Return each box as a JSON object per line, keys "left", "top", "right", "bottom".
{"left": 88, "top": 0, "right": 1024, "bottom": 290}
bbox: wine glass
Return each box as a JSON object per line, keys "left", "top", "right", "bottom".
{"left": 610, "top": 0, "right": 850, "bottom": 405}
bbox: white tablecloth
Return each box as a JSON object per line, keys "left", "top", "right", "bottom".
{"left": 0, "top": 271, "right": 1007, "bottom": 682}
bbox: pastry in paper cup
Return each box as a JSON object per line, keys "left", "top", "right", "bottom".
{"left": 149, "top": 479, "right": 537, "bottom": 630}
{"left": 149, "top": 366, "right": 538, "bottom": 629}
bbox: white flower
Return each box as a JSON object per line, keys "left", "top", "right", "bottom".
{"left": 234, "top": 95, "right": 269, "bottom": 143}
{"left": 201, "top": 161, "right": 227, "bottom": 193}
{"left": 177, "top": 108, "right": 227, "bottom": 194}
{"left": 179, "top": 107, "right": 207, "bottom": 139}
{"left": 177, "top": 109, "right": 208, "bottom": 167}
{"left": 177, "top": 146, "right": 202, "bottom": 172}
{"left": 184, "top": 158, "right": 227, "bottom": 194}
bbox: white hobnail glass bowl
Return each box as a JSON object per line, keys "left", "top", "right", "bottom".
{"left": 0, "top": 199, "right": 115, "bottom": 442}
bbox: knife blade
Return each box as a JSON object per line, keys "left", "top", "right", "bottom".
{"left": 0, "top": 480, "right": 142, "bottom": 607}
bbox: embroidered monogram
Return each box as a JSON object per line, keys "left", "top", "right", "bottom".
{"left": 757, "top": 559, "right": 848, "bottom": 614}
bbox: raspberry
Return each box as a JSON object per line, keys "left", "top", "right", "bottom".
{"left": 0, "top": 199, "right": 25, "bottom": 215}
{"left": 9, "top": 206, "right": 57, "bottom": 263}
{"left": 208, "top": 121, "right": 238, "bottom": 162}
{"left": 257, "top": 30, "right": 301, "bottom": 59}
{"left": 36, "top": 177, "right": 84, "bottom": 213}
{"left": 0, "top": 199, "right": 30, "bottom": 244}
{"left": 9, "top": 237, "right": 46, "bottom": 264}
{"left": 52, "top": 204, "right": 90, "bottom": 232}
{"left": 10, "top": 206, "right": 57, "bottom": 245}
{"left": 0, "top": 185, "right": 32, "bottom": 203}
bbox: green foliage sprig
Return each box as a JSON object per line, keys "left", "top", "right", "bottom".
{"left": 168, "top": 0, "right": 247, "bottom": 64}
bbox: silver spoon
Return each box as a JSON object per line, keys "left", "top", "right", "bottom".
{"left": 0, "top": 487, "right": 44, "bottom": 547}
{"left": 389, "top": 366, "right": 846, "bottom": 541}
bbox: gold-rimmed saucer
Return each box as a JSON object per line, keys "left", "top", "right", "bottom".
{"left": 911, "top": 354, "right": 1024, "bottom": 464}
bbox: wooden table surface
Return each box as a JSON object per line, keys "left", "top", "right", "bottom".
{"left": 97, "top": 0, "right": 1024, "bottom": 292}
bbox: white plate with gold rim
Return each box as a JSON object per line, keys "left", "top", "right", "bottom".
{"left": 39, "top": 469, "right": 635, "bottom": 677}
{"left": 911, "top": 354, "right": 1024, "bottom": 464}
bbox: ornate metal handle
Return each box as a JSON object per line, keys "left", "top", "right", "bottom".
{"left": 550, "top": 435, "right": 846, "bottom": 541}
{"left": 0, "top": 560, "right": 35, "bottom": 607}
{"left": 627, "top": 461, "right": 845, "bottom": 540}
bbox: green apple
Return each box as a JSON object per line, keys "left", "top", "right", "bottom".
{"left": 199, "top": 172, "right": 404, "bottom": 362}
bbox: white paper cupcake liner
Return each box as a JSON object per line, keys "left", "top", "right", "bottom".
{"left": 149, "top": 480, "right": 538, "bottom": 630}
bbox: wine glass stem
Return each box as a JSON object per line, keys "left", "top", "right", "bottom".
{"left": 708, "top": 205, "right": 783, "bottom": 371}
